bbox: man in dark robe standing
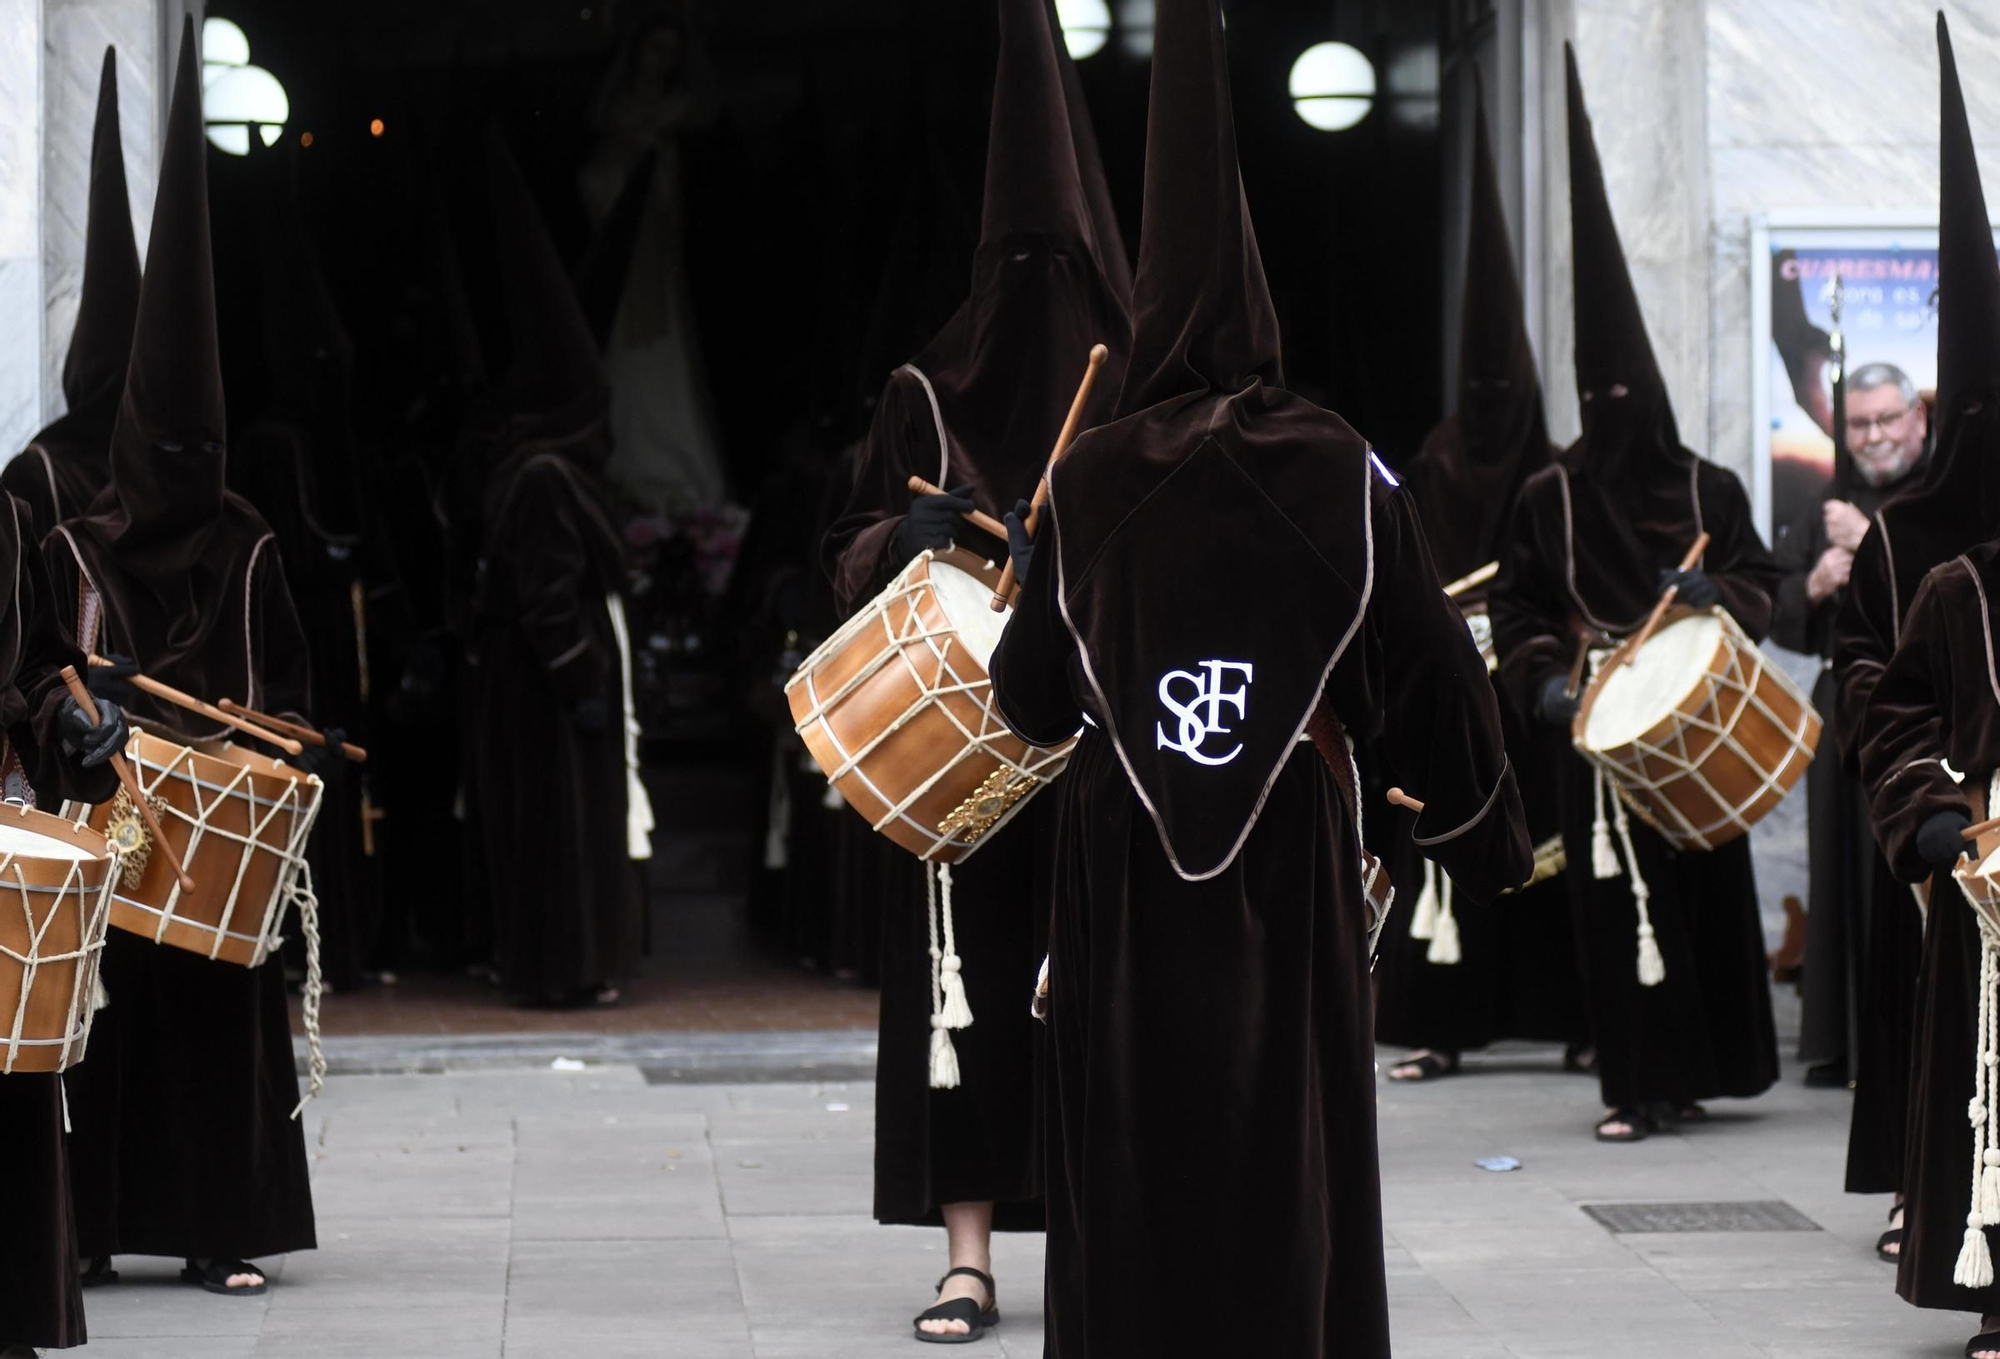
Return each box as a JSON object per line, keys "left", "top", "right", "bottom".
{"left": 467, "top": 135, "right": 647, "bottom": 1006}
{"left": 6, "top": 49, "right": 134, "bottom": 543}
{"left": 1376, "top": 70, "right": 1588, "bottom": 1082}
{"left": 1854, "top": 22, "right": 2000, "bottom": 1350}
{"left": 1488, "top": 47, "right": 1781, "bottom": 1143}
{"left": 821, "top": 0, "right": 1130, "bottom": 1339}
{"left": 987, "top": 1, "right": 1530, "bottom": 1353}
{"left": 54, "top": 19, "right": 316, "bottom": 1297}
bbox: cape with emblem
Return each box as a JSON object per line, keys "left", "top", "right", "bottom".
{"left": 1486, "top": 46, "right": 1781, "bottom": 1126}
{"left": 820, "top": 0, "right": 1131, "bottom": 1234}
{"left": 1373, "top": 69, "right": 1586, "bottom": 1063}
{"left": 55, "top": 19, "right": 317, "bottom": 1270}
{"left": 465, "top": 133, "right": 645, "bottom": 1003}
{"left": 1852, "top": 14, "right": 2000, "bottom": 1315}
{"left": 987, "top": 0, "right": 1528, "bottom": 1351}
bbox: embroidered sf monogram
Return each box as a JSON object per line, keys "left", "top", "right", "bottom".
{"left": 1156, "top": 660, "right": 1255, "bottom": 766}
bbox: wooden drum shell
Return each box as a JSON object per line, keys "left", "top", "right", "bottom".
{"left": 81, "top": 730, "right": 323, "bottom": 968}
{"left": 0, "top": 805, "right": 117, "bottom": 1073}
{"left": 1572, "top": 607, "right": 1821, "bottom": 851}
{"left": 786, "top": 548, "right": 1073, "bottom": 864}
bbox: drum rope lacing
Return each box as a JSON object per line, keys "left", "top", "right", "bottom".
{"left": 1952, "top": 769, "right": 2000, "bottom": 1288}
{"left": 288, "top": 863, "right": 326, "bottom": 1115}
{"left": 924, "top": 862, "right": 973, "bottom": 1089}
{"left": 1583, "top": 650, "right": 1663, "bottom": 987}
{"left": 0, "top": 845, "right": 112, "bottom": 1074}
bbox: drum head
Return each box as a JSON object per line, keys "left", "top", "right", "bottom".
{"left": 927, "top": 555, "right": 1011, "bottom": 671}
{"left": 1582, "top": 612, "right": 1724, "bottom": 751}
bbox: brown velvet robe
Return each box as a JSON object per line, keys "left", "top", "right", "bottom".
{"left": 1860, "top": 544, "right": 2000, "bottom": 1314}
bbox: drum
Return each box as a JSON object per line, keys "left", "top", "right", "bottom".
{"left": 80, "top": 730, "right": 323, "bottom": 967}
{"left": 1573, "top": 607, "right": 1820, "bottom": 850}
{"left": 0, "top": 805, "right": 118, "bottom": 1073}
{"left": 786, "top": 547, "right": 1074, "bottom": 864}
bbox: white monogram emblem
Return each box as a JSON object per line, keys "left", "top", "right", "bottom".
{"left": 1156, "top": 660, "right": 1255, "bottom": 767}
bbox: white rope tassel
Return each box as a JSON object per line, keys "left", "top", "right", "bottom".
{"left": 1604, "top": 769, "right": 1664, "bottom": 987}
{"left": 925, "top": 862, "right": 961, "bottom": 1090}
{"left": 1591, "top": 767, "right": 1622, "bottom": 879}
{"left": 1408, "top": 858, "right": 1440, "bottom": 940}
{"left": 1426, "top": 873, "right": 1461, "bottom": 965}
{"left": 288, "top": 865, "right": 327, "bottom": 1119}
{"left": 936, "top": 864, "right": 973, "bottom": 1030}
{"left": 1957, "top": 774, "right": 2000, "bottom": 1287}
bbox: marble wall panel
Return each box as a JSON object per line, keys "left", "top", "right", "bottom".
{"left": 0, "top": 0, "right": 37, "bottom": 457}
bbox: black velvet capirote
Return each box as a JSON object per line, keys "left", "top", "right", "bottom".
{"left": 468, "top": 131, "right": 640, "bottom": 1000}
{"left": 1859, "top": 544, "right": 2000, "bottom": 1314}
{"left": 988, "top": 2, "right": 1528, "bottom": 1353}
{"left": 823, "top": 0, "right": 1131, "bottom": 1236}
{"left": 1487, "top": 45, "right": 1781, "bottom": 1118}
{"left": 1402, "top": 69, "right": 1551, "bottom": 587}
{"left": 7, "top": 47, "right": 139, "bottom": 540}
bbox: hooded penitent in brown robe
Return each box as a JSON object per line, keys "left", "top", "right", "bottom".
{"left": 466, "top": 134, "right": 645, "bottom": 1003}
{"left": 821, "top": 0, "right": 1131, "bottom": 1241}
{"left": 1374, "top": 70, "right": 1586, "bottom": 1064}
{"left": 1836, "top": 19, "right": 2000, "bottom": 1209}
{"left": 1487, "top": 47, "right": 1781, "bottom": 1130}
{"left": 5, "top": 48, "right": 136, "bottom": 541}
{"left": 225, "top": 134, "right": 384, "bottom": 992}
{"left": 1853, "top": 16, "right": 2000, "bottom": 1323}
{"left": 55, "top": 19, "right": 317, "bottom": 1276}
{"left": 987, "top": 1, "right": 1530, "bottom": 1352}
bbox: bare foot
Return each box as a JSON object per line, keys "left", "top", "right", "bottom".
{"left": 1387, "top": 1050, "right": 1460, "bottom": 1082}
{"left": 917, "top": 1268, "right": 993, "bottom": 1338}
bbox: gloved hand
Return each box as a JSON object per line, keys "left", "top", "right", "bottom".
{"left": 1004, "top": 498, "right": 1035, "bottom": 587}
{"left": 1657, "top": 566, "right": 1721, "bottom": 610}
{"left": 893, "top": 483, "right": 976, "bottom": 561}
{"left": 571, "top": 696, "right": 612, "bottom": 736}
{"left": 56, "top": 694, "right": 127, "bottom": 769}
{"left": 1917, "top": 809, "right": 1974, "bottom": 874}
{"left": 1537, "top": 674, "right": 1580, "bottom": 726}
{"left": 294, "top": 727, "right": 348, "bottom": 783}
{"left": 87, "top": 653, "right": 139, "bottom": 708}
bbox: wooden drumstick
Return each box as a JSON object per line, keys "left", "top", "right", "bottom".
{"left": 1441, "top": 560, "right": 1500, "bottom": 600}
{"left": 1387, "top": 787, "right": 1426, "bottom": 814}
{"left": 1620, "top": 532, "right": 1714, "bottom": 664}
{"left": 218, "top": 699, "right": 368, "bottom": 764}
{"left": 88, "top": 657, "right": 303, "bottom": 756}
{"left": 991, "top": 343, "right": 1109, "bottom": 613}
{"left": 1962, "top": 813, "right": 2000, "bottom": 843}
{"left": 904, "top": 476, "right": 1011, "bottom": 542}
{"left": 60, "top": 665, "right": 195, "bottom": 893}
{"left": 1564, "top": 634, "right": 1592, "bottom": 700}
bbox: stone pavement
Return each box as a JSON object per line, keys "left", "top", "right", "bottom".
{"left": 73, "top": 1034, "right": 1976, "bottom": 1358}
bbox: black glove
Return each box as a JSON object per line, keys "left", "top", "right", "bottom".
{"left": 1657, "top": 566, "right": 1721, "bottom": 610}
{"left": 1004, "top": 498, "right": 1035, "bottom": 587}
{"left": 1917, "top": 809, "right": 1973, "bottom": 874}
{"left": 571, "top": 695, "right": 612, "bottom": 736}
{"left": 56, "top": 694, "right": 127, "bottom": 769}
{"left": 1537, "top": 674, "right": 1581, "bottom": 726}
{"left": 87, "top": 653, "right": 138, "bottom": 708}
{"left": 294, "top": 727, "right": 348, "bottom": 783}
{"left": 893, "top": 483, "right": 977, "bottom": 561}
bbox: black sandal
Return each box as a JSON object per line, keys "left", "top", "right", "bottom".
{"left": 1877, "top": 1204, "right": 1905, "bottom": 1264}
{"left": 1563, "top": 1043, "right": 1597, "bottom": 1075}
{"left": 79, "top": 1255, "right": 118, "bottom": 1288}
{"left": 1967, "top": 1331, "right": 2000, "bottom": 1357}
{"left": 1595, "top": 1108, "right": 1653, "bottom": 1143}
{"left": 913, "top": 1266, "right": 998, "bottom": 1344}
{"left": 181, "top": 1258, "right": 269, "bottom": 1297}
{"left": 1387, "top": 1051, "right": 1460, "bottom": 1082}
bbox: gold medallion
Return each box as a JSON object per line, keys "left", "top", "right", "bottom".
{"left": 105, "top": 787, "right": 169, "bottom": 890}
{"left": 938, "top": 767, "right": 1039, "bottom": 844}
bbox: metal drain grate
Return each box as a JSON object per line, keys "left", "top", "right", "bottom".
{"left": 1582, "top": 1201, "right": 1820, "bottom": 1234}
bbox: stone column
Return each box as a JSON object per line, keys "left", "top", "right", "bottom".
{"left": 1529, "top": 0, "right": 1714, "bottom": 469}
{"left": 41, "top": 0, "right": 160, "bottom": 421}
{"left": 0, "top": 0, "right": 42, "bottom": 454}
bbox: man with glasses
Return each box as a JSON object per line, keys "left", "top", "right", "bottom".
{"left": 1772, "top": 360, "right": 1931, "bottom": 1260}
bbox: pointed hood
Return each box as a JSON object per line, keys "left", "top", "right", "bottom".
{"left": 1116, "top": 0, "right": 1278, "bottom": 414}
{"left": 91, "top": 14, "right": 234, "bottom": 568}
{"left": 1565, "top": 44, "right": 1679, "bottom": 479}
{"left": 899, "top": 0, "right": 1131, "bottom": 510}
{"left": 1052, "top": 0, "right": 1132, "bottom": 302}
{"left": 1873, "top": 13, "right": 2000, "bottom": 604}
{"left": 484, "top": 130, "right": 607, "bottom": 449}
{"left": 573, "top": 151, "right": 657, "bottom": 351}
{"left": 1406, "top": 66, "right": 1551, "bottom": 584}
{"left": 63, "top": 47, "right": 141, "bottom": 416}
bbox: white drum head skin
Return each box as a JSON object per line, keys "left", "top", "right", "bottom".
{"left": 0, "top": 822, "right": 93, "bottom": 861}
{"left": 928, "top": 560, "right": 1010, "bottom": 669}
{"left": 1584, "top": 613, "right": 1725, "bottom": 751}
